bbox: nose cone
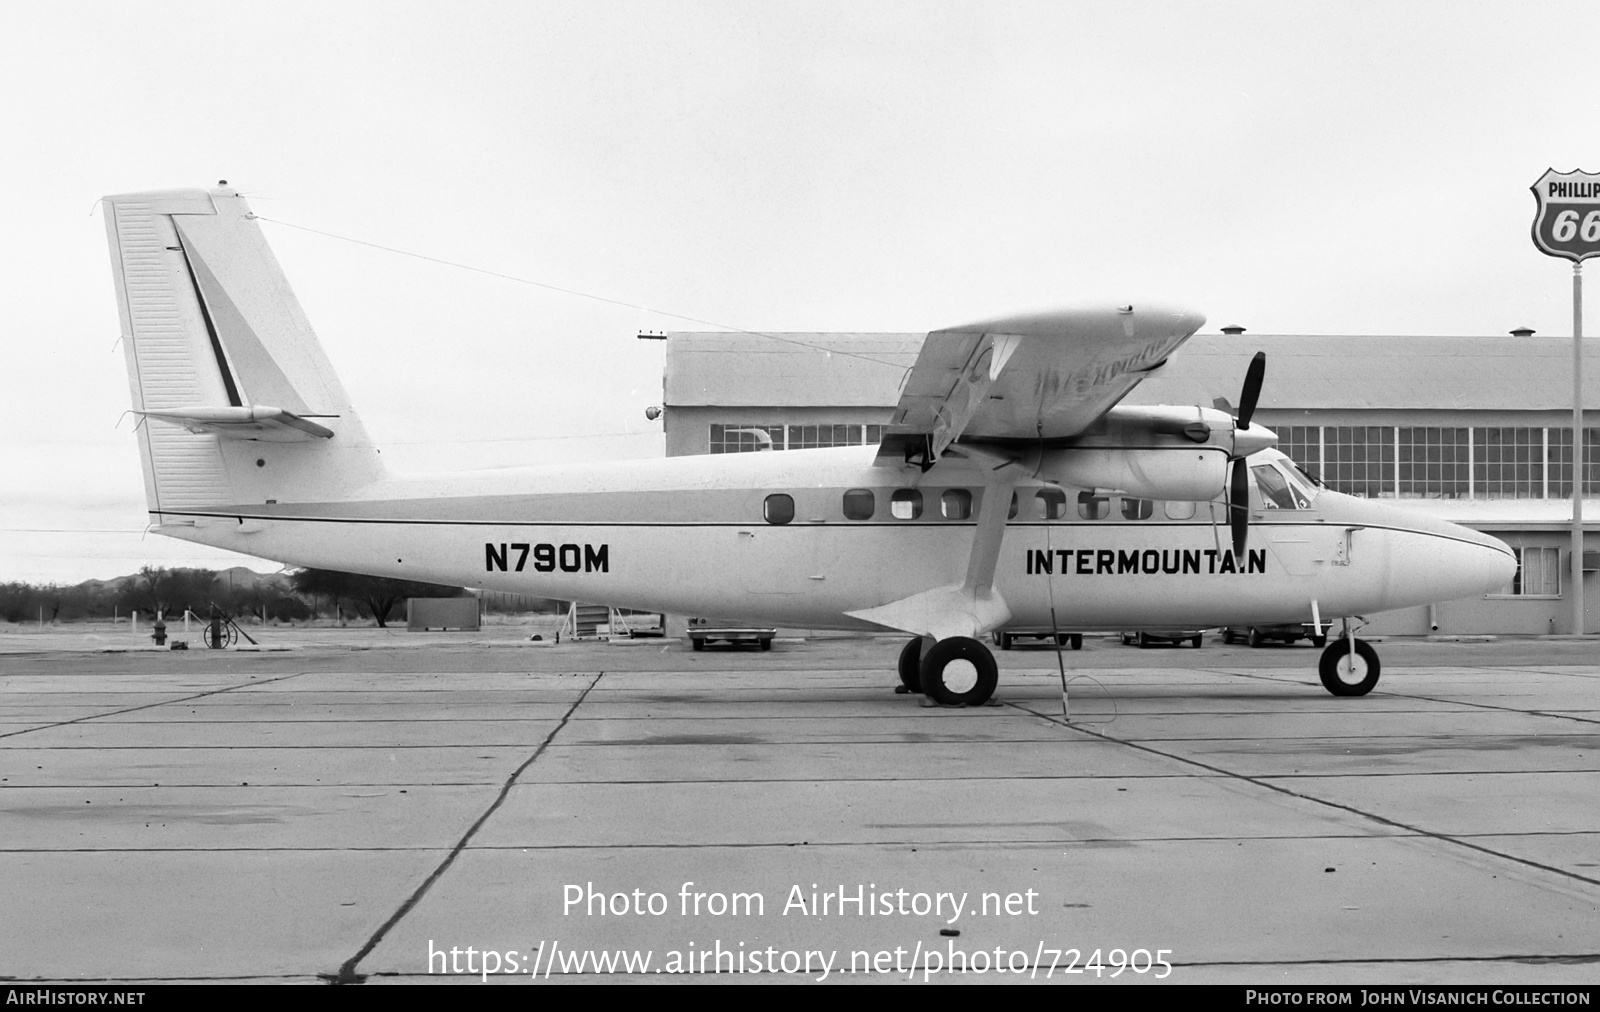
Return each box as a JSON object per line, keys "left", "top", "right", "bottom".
{"left": 1408, "top": 524, "right": 1519, "bottom": 601}
{"left": 1373, "top": 507, "right": 1519, "bottom": 607}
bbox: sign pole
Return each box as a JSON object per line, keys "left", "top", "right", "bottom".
{"left": 1530, "top": 169, "right": 1597, "bottom": 635}
{"left": 1575, "top": 262, "right": 1585, "bottom": 635}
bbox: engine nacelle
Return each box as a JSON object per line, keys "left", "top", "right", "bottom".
{"left": 1038, "top": 445, "right": 1228, "bottom": 501}
{"left": 1032, "top": 404, "right": 1254, "bottom": 501}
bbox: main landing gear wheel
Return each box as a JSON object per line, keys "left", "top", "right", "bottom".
{"left": 919, "top": 636, "right": 998, "bottom": 706}
{"left": 1319, "top": 638, "right": 1380, "bottom": 696}
{"left": 896, "top": 637, "right": 924, "bottom": 694}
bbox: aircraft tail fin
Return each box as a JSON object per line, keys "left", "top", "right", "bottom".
{"left": 102, "top": 186, "right": 389, "bottom": 516}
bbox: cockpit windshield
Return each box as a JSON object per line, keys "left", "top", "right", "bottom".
{"left": 1252, "top": 461, "right": 1316, "bottom": 510}
{"left": 1288, "top": 459, "right": 1325, "bottom": 489}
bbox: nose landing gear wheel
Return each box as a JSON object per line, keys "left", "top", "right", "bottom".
{"left": 896, "top": 637, "right": 924, "bottom": 694}
{"left": 919, "top": 636, "right": 998, "bottom": 706}
{"left": 1318, "top": 638, "right": 1380, "bottom": 696}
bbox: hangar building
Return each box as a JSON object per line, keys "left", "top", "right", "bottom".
{"left": 660, "top": 329, "right": 1599, "bottom": 635}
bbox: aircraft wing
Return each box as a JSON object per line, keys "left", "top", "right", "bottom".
{"left": 877, "top": 304, "right": 1205, "bottom": 466}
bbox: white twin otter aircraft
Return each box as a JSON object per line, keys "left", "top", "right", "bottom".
{"left": 102, "top": 186, "right": 1516, "bottom": 706}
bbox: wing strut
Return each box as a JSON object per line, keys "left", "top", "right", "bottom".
{"left": 846, "top": 476, "right": 1017, "bottom": 640}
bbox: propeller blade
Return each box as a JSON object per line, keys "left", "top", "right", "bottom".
{"left": 1235, "top": 352, "right": 1266, "bottom": 430}
{"left": 1230, "top": 458, "right": 1250, "bottom": 559}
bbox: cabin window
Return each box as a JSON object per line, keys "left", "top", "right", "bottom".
{"left": 1120, "top": 497, "right": 1153, "bottom": 520}
{"left": 1008, "top": 492, "right": 1019, "bottom": 519}
{"left": 763, "top": 493, "right": 795, "bottom": 525}
{"left": 1035, "top": 489, "right": 1068, "bottom": 520}
{"left": 890, "top": 489, "right": 923, "bottom": 520}
{"left": 1077, "top": 491, "right": 1109, "bottom": 520}
{"left": 1164, "top": 500, "right": 1198, "bottom": 520}
{"left": 842, "top": 488, "right": 875, "bottom": 520}
{"left": 941, "top": 489, "right": 973, "bottom": 520}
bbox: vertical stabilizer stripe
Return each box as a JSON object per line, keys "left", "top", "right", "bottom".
{"left": 174, "top": 233, "right": 243, "bottom": 407}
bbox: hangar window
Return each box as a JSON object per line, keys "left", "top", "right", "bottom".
{"left": 1399, "top": 427, "right": 1469, "bottom": 499}
{"left": 941, "top": 489, "right": 973, "bottom": 520}
{"left": 1547, "top": 428, "right": 1600, "bottom": 498}
{"left": 1164, "top": 500, "right": 1198, "bottom": 520}
{"left": 763, "top": 494, "right": 795, "bottom": 525}
{"left": 1474, "top": 428, "right": 1545, "bottom": 499}
{"left": 1077, "top": 491, "right": 1110, "bottom": 521}
{"left": 890, "top": 489, "right": 923, "bottom": 520}
{"left": 842, "top": 488, "right": 875, "bottom": 520}
{"left": 1120, "top": 497, "right": 1154, "bottom": 520}
{"left": 1493, "top": 546, "right": 1560, "bottom": 597}
{"left": 1035, "top": 489, "right": 1068, "bottom": 520}
{"left": 1282, "top": 426, "right": 1322, "bottom": 478}
{"left": 711, "top": 424, "right": 782, "bottom": 453}
{"left": 1324, "top": 426, "right": 1395, "bottom": 498}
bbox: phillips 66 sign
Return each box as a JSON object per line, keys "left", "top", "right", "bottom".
{"left": 1531, "top": 169, "right": 1600, "bottom": 261}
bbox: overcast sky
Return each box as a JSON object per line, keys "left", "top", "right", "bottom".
{"left": 4, "top": 0, "right": 1599, "bottom": 583}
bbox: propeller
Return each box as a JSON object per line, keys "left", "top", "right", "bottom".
{"left": 1225, "top": 352, "right": 1268, "bottom": 560}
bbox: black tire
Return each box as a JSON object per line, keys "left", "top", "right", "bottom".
{"left": 897, "top": 637, "right": 924, "bottom": 693}
{"left": 1247, "top": 627, "right": 1262, "bottom": 648}
{"left": 999, "top": 633, "right": 1013, "bottom": 650}
{"left": 918, "top": 636, "right": 998, "bottom": 706}
{"left": 1311, "top": 635, "right": 1327, "bottom": 649}
{"left": 1191, "top": 634, "right": 1203, "bottom": 648}
{"left": 1222, "top": 630, "right": 1236, "bottom": 645}
{"left": 1319, "top": 638, "right": 1380, "bottom": 696}
{"left": 759, "top": 637, "right": 772, "bottom": 651}
{"left": 1070, "top": 634, "right": 1083, "bottom": 650}
{"left": 1137, "top": 632, "right": 1151, "bottom": 649}
{"left": 690, "top": 637, "right": 704, "bottom": 651}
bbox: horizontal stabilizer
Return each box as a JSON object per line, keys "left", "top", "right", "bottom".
{"left": 136, "top": 405, "right": 335, "bottom": 441}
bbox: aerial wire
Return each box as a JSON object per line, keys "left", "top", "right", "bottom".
{"left": 250, "top": 215, "right": 911, "bottom": 369}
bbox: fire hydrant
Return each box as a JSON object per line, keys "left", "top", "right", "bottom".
{"left": 151, "top": 619, "right": 167, "bottom": 646}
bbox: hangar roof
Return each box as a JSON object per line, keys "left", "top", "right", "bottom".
{"left": 664, "top": 331, "right": 1600, "bottom": 411}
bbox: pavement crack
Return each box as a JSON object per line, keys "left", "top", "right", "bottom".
{"left": 1004, "top": 699, "right": 1600, "bottom": 891}
{"left": 331, "top": 671, "right": 604, "bottom": 985}
{"left": 0, "top": 671, "right": 316, "bottom": 741}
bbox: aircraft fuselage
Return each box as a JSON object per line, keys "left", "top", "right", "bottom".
{"left": 149, "top": 443, "right": 1515, "bottom": 633}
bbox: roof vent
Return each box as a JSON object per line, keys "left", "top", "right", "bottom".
{"left": 1510, "top": 327, "right": 1536, "bottom": 337}
{"left": 1220, "top": 325, "right": 1246, "bottom": 335}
